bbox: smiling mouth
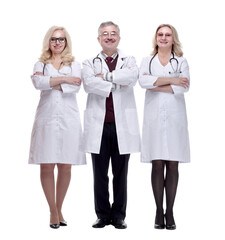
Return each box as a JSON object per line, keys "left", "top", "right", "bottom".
{"left": 105, "top": 39, "right": 116, "bottom": 43}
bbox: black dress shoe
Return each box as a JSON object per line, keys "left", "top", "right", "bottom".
{"left": 50, "top": 223, "right": 60, "bottom": 229}
{"left": 92, "top": 219, "right": 111, "bottom": 228}
{"left": 166, "top": 224, "right": 176, "bottom": 230}
{"left": 111, "top": 219, "right": 127, "bottom": 229}
{"left": 60, "top": 221, "right": 67, "bottom": 226}
{"left": 154, "top": 223, "right": 165, "bottom": 229}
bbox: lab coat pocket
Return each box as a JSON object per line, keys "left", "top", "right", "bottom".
{"left": 168, "top": 72, "right": 180, "bottom": 78}
{"left": 83, "top": 109, "right": 97, "bottom": 136}
{"left": 125, "top": 109, "right": 140, "bottom": 136}
{"left": 84, "top": 109, "right": 92, "bottom": 127}
{"left": 59, "top": 65, "right": 72, "bottom": 75}
{"left": 33, "top": 117, "right": 53, "bottom": 129}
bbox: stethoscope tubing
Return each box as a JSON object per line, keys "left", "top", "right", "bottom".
{"left": 149, "top": 52, "right": 179, "bottom": 75}
{"left": 92, "top": 54, "right": 124, "bottom": 74}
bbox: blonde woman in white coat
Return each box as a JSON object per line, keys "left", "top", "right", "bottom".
{"left": 139, "top": 24, "right": 190, "bottom": 230}
{"left": 29, "top": 26, "right": 86, "bottom": 229}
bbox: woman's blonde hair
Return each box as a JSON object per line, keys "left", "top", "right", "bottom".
{"left": 151, "top": 24, "right": 183, "bottom": 57}
{"left": 39, "top": 26, "right": 74, "bottom": 65}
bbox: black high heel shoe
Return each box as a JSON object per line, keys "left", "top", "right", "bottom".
{"left": 50, "top": 223, "right": 60, "bottom": 229}
{"left": 165, "top": 213, "right": 176, "bottom": 230}
{"left": 154, "top": 211, "right": 165, "bottom": 229}
{"left": 60, "top": 221, "right": 67, "bottom": 226}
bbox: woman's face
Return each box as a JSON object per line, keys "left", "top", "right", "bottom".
{"left": 156, "top": 26, "right": 174, "bottom": 50}
{"left": 49, "top": 30, "right": 66, "bottom": 55}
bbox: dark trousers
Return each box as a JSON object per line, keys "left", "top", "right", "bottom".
{"left": 91, "top": 122, "right": 130, "bottom": 220}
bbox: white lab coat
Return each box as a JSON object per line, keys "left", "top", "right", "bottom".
{"left": 139, "top": 54, "right": 190, "bottom": 163}
{"left": 29, "top": 61, "right": 86, "bottom": 165}
{"left": 82, "top": 49, "right": 141, "bottom": 154}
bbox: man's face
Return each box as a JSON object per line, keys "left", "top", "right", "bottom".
{"left": 98, "top": 25, "right": 120, "bottom": 53}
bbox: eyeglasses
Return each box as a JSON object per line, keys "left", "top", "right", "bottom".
{"left": 100, "top": 31, "right": 119, "bottom": 38}
{"left": 50, "top": 37, "right": 66, "bottom": 43}
{"left": 157, "top": 33, "right": 172, "bottom": 37}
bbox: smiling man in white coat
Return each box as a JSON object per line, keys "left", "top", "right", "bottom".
{"left": 82, "top": 21, "right": 140, "bottom": 229}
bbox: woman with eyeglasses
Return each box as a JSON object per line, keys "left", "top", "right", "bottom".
{"left": 139, "top": 24, "right": 190, "bottom": 230}
{"left": 29, "top": 26, "right": 86, "bottom": 229}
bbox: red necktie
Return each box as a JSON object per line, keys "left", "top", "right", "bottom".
{"left": 106, "top": 57, "right": 113, "bottom": 64}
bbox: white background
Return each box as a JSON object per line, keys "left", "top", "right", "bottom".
{"left": 0, "top": 0, "right": 224, "bottom": 239}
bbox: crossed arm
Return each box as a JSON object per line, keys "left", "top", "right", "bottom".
{"left": 149, "top": 77, "right": 189, "bottom": 93}
{"left": 95, "top": 74, "right": 125, "bottom": 89}
{"left": 33, "top": 72, "right": 81, "bottom": 91}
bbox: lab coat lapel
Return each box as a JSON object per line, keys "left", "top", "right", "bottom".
{"left": 101, "top": 56, "right": 109, "bottom": 72}
{"left": 116, "top": 56, "right": 125, "bottom": 69}
{"left": 116, "top": 49, "right": 127, "bottom": 69}
{"left": 97, "top": 53, "right": 109, "bottom": 72}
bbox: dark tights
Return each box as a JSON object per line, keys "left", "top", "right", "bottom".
{"left": 151, "top": 160, "right": 179, "bottom": 225}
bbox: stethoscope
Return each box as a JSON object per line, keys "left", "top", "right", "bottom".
{"left": 93, "top": 54, "right": 103, "bottom": 74}
{"left": 93, "top": 53, "right": 125, "bottom": 74}
{"left": 149, "top": 52, "right": 181, "bottom": 75}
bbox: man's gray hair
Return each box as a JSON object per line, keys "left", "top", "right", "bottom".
{"left": 98, "top": 21, "right": 120, "bottom": 36}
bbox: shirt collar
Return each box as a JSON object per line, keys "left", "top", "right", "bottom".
{"left": 100, "top": 51, "right": 118, "bottom": 61}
